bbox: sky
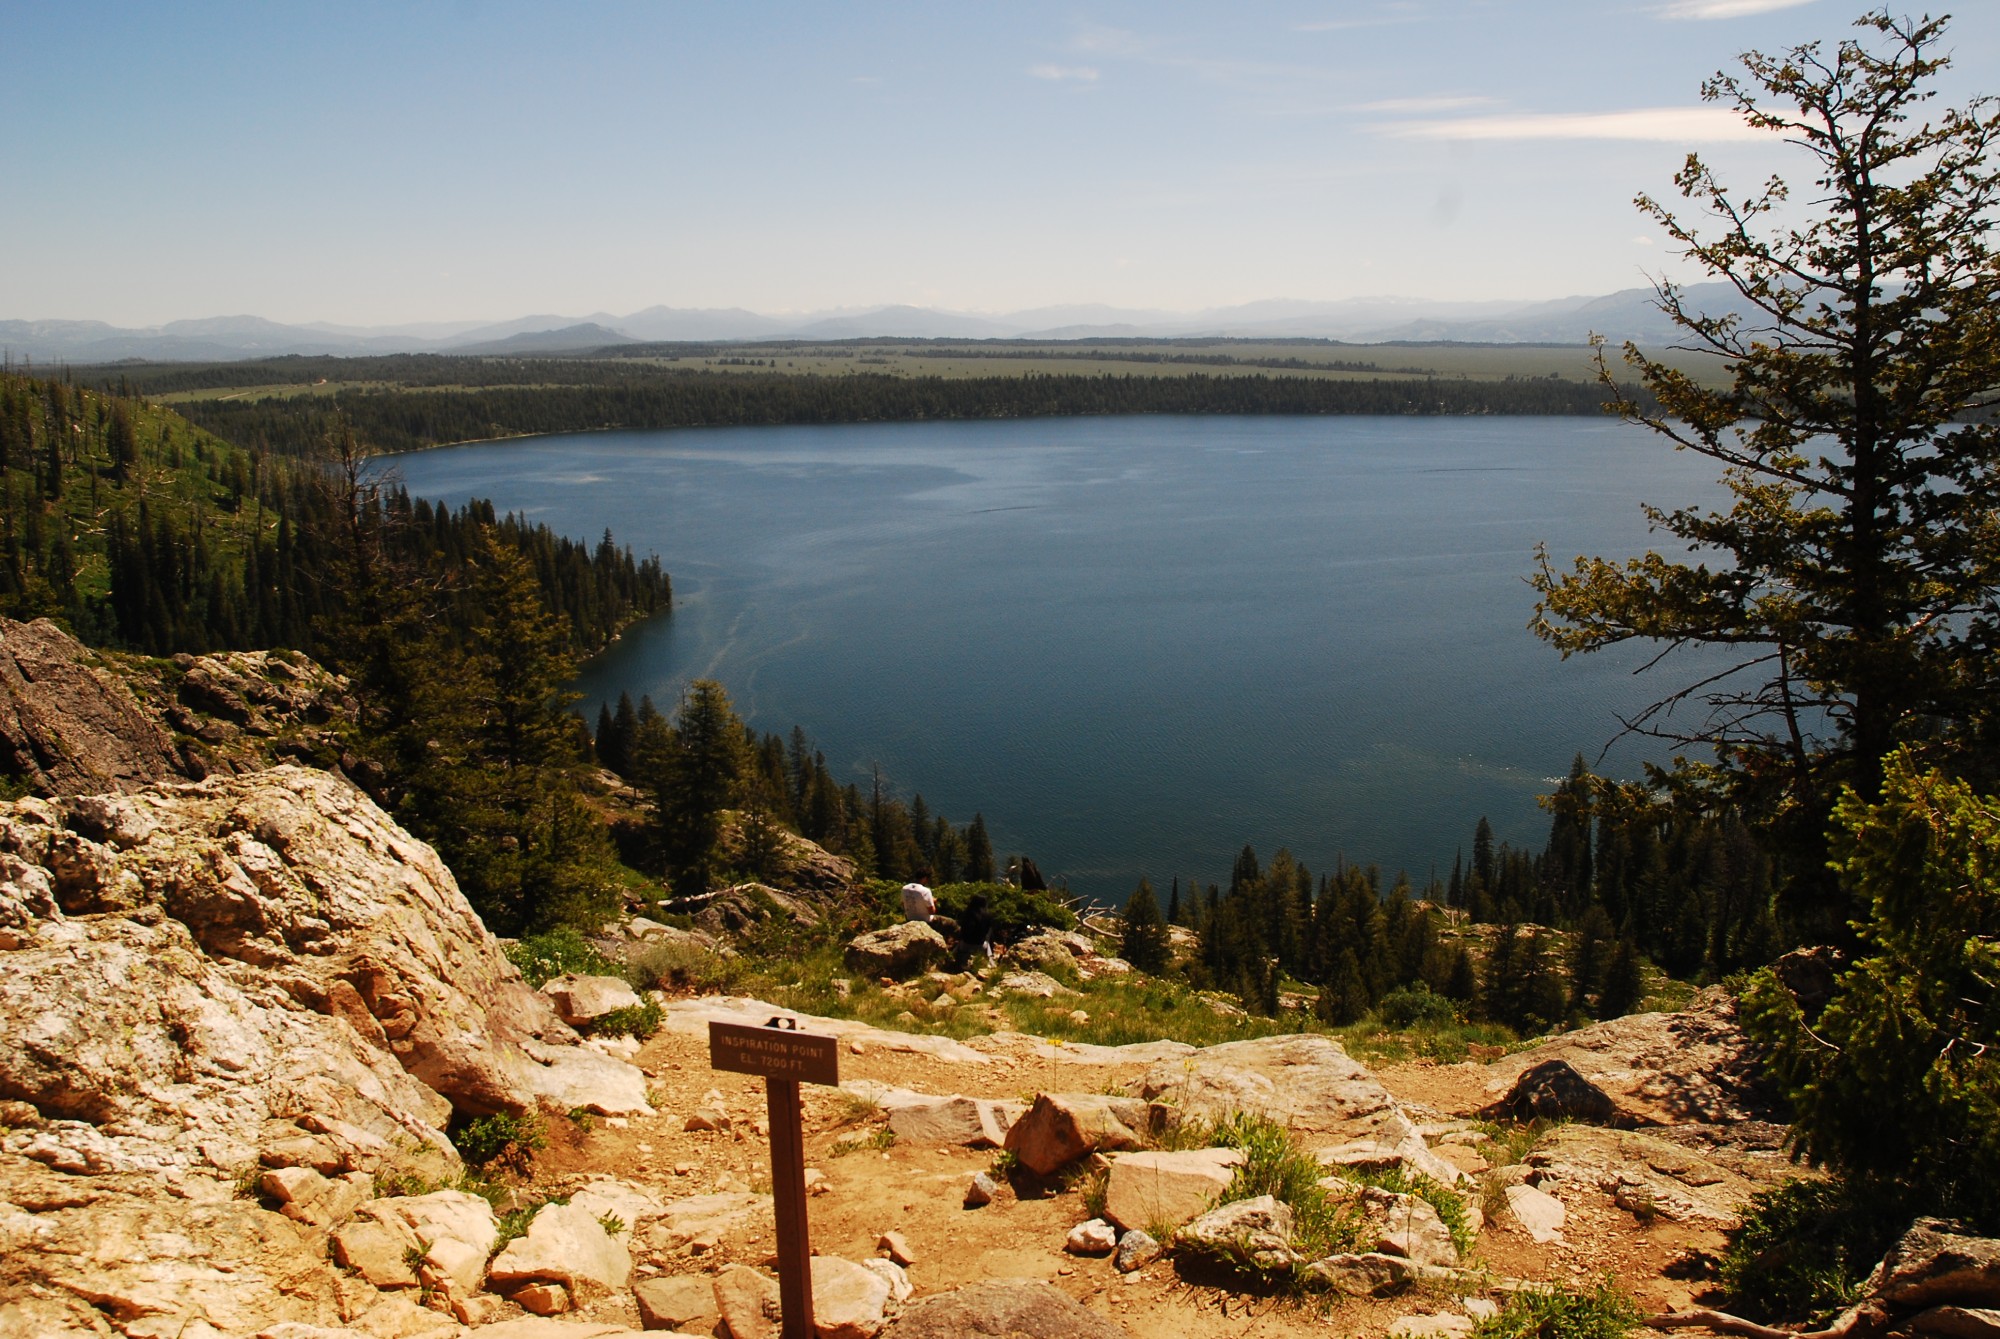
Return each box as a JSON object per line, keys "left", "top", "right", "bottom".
{"left": 5, "top": 0, "right": 1997, "bottom": 327}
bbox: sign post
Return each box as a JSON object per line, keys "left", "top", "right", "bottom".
{"left": 709, "top": 1017, "right": 841, "bottom": 1339}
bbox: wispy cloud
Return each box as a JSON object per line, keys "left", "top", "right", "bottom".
{"left": 1384, "top": 106, "right": 1763, "bottom": 141}
{"left": 1028, "top": 63, "right": 1100, "bottom": 82}
{"left": 1656, "top": 0, "right": 1816, "bottom": 18}
{"left": 1354, "top": 95, "right": 1498, "bottom": 114}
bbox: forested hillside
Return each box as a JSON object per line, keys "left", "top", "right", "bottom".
{"left": 78, "top": 360, "right": 1630, "bottom": 457}
{"left": 0, "top": 369, "right": 667, "bottom": 657}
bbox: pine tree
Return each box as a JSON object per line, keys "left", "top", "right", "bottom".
{"left": 1120, "top": 878, "right": 1171, "bottom": 974}
{"left": 1315, "top": 947, "right": 1370, "bottom": 1025}
{"left": 963, "top": 813, "right": 994, "bottom": 882}
{"left": 1597, "top": 940, "right": 1646, "bottom": 1019}
{"left": 646, "top": 679, "right": 747, "bottom": 896}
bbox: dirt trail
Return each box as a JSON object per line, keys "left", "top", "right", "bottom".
{"left": 521, "top": 1009, "right": 1753, "bottom": 1337}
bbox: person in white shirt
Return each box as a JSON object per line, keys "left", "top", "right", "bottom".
{"left": 900, "top": 881, "right": 936, "bottom": 922}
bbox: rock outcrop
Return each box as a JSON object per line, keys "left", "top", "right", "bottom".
{"left": 878, "top": 1279, "right": 1130, "bottom": 1339}
{"left": 1478, "top": 988, "right": 1772, "bottom": 1126}
{"left": 0, "top": 760, "right": 652, "bottom": 1336}
{"left": 0, "top": 618, "right": 183, "bottom": 796}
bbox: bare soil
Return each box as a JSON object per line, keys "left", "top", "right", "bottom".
{"left": 527, "top": 1023, "right": 1741, "bottom": 1337}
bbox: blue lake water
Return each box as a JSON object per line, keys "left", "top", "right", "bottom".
{"left": 393, "top": 414, "right": 1729, "bottom": 903}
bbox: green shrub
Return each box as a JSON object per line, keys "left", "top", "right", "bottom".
{"left": 590, "top": 997, "right": 663, "bottom": 1038}
{"left": 453, "top": 1110, "right": 547, "bottom": 1172}
{"left": 626, "top": 938, "right": 745, "bottom": 994}
{"left": 934, "top": 881, "right": 1076, "bottom": 939}
{"left": 506, "top": 926, "right": 615, "bottom": 989}
{"left": 1744, "top": 753, "right": 2000, "bottom": 1232}
{"left": 1470, "top": 1282, "right": 1642, "bottom": 1339}
{"left": 1207, "top": 1111, "right": 1358, "bottom": 1265}
{"left": 1377, "top": 983, "right": 1460, "bottom": 1029}
{"left": 1719, "top": 1178, "right": 1906, "bottom": 1325}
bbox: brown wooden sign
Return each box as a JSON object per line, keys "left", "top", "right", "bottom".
{"left": 709, "top": 1017, "right": 840, "bottom": 1339}
{"left": 709, "top": 1020, "right": 841, "bottom": 1087}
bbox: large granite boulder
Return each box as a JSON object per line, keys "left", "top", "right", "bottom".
{"left": 844, "top": 921, "right": 948, "bottom": 979}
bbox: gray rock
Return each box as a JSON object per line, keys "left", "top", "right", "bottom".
{"left": 1134, "top": 1034, "right": 1407, "bottom": 1141}
{"left": 1911, "top": 1306, "right": 2000, "bottom": 1339}
{"left": 635, "top": 1273, "right": 721, "bottom": 1332}
{"left": 883, "top": 1093, "right": 1023, "bottom": 1148}
{"left": 0, "top": 617, "right": 184, "bottom": 796}
{"left": 965, "top": 1171, "right": 999, "bottom": 1207}
{"left": 1103, "top": 1147, "right": 1244, "bottom": 1233}
{"left": 813, "top": 1255, "right": 894, "bottom": 1339}
{"left": 1114, "top": 1229, "right": 1162, "bottom": 1273}
{"left": 1864, "top": 1219, "right": 2000, "bottom": 1310}
{"left": 541, "top": 972, "right": 644, "bottom": 1026}
{"left": 1177, "top": 1195, "right": 1298, "bottom": 1271}
{"left": 844, "top": 921, "right": 949, "bottom": 979}
{"left": 1503, "top": 1183, "right": 1566, "bottom": 1243}
{"left": 861, "top": 1256, "right": 915, "bottom": 1303}
{"left": 879, "top": 1279, "right": 1132, "bottom": 1339}
{"left": 995, "top": 970, "right": 1080, "bottom": 999}
{"left": 1299, "top": 1252, "right": 1418, "bottom": 1296}
{"left": 713, "top": 1263, "right": 782, "bottom": 1339}
{"left": 1354, "top": 1185, "right": 1459, "bottom": 1266}
{"left": 1002, "top": 1093, "right": 1167, "bottom": 1177}
{"left": 1066, "top": 1219, "right": 1118, "bottom": 1255}
{"left": 487, "top": 1201, "right": 632, "bottom": 1299}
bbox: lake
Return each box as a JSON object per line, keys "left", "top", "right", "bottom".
{"left": 394, "top": 414, "right": 1729, "bottom": 903}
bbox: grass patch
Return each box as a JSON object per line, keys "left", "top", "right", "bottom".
{"left": 625, "top": 938, "right": 746, "bottom": 994}
{"left": 589, "top": 997, "right": 663, "bottom": 1039}
{"left": 829, "top": 1127, "right": 896, "bottom": 1157}
{"left": 1205, "top": 1111, "right": 1359, "bottom": 1268}
{"left": 506, "top": 927, "right": 616, "bottom": 989}
{"left": 1470, "top": 1282, "right": 1642, "bottom": 1339}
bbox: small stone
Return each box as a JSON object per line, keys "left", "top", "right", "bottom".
{"left": 860, "top": 1257, "right": 914, "bottom": 1303}
{"left": 1114, "top": 1229, "right": 1162, "bottom": 1273}
{"left": 686, "top": 1108, "right": 731, "bottom": 1133}
{"left": 634, "top": 1274, "right": 720, "bottom": 1332}
{"left": 675, "top": 1162, "right": 696, "bottom": 1176}
{"left": 878, "top": 1230, "right": 916, "bottom": 1265}
{"left": 1065, "top": 1219, "right": 1118, "bottom": 1256}
{"left": 811, "top": 1256, "right": 892, "bottom": 1339}
{"left": 1465, "top": 1298, "right": 1501, "bottom": 1320}
{"left": 965, "top": 1172, "right": 998, "bottom": 1207}
{"left": 1067, "top": 1010, "right": 1090, "bottom": 1025}
{"left": 805, "top": 1167, "right": 830, "bottom": 1195}
{"left": 512, "top": 1281, "right": 569, "bottom": 1315}
{"left": 1504, "top": 1183, "right": 1566, "bottom": 1244}
{"left": 451, "top": 1295, "right": 508, "bottom": 1325}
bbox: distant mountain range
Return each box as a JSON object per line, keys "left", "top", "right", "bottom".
{"left": 0, "top": 284, "right": 1744, "bottom": 364}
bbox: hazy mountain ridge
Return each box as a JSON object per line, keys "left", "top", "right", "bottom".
{"left": 0, "top": 283, "right": 1747, "bottom": 363}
